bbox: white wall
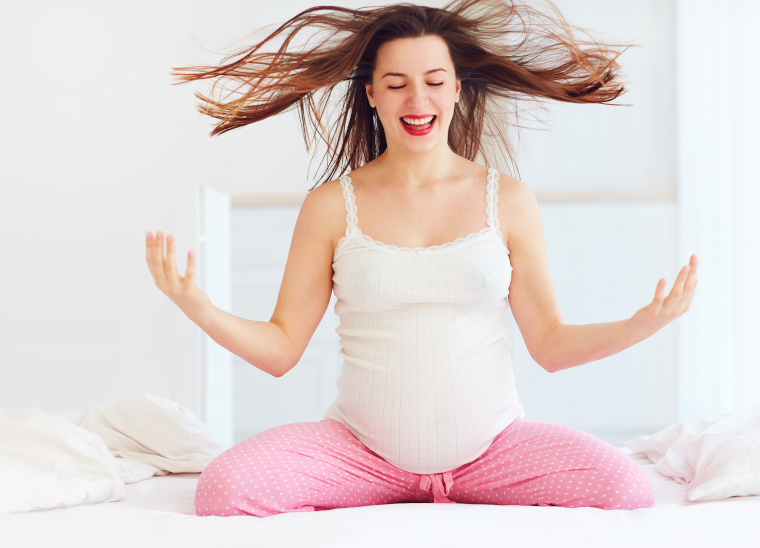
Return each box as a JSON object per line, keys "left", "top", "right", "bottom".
{"left": 675, "top": 0, "right": 760, "bottom": 420}
{"left": 0, "top": 0, "right": 315, "bottom": 412}
{"left": 513, "top": 0, "right": 676, "bottom": 196}
{"left": 0, "top": 1, "right": 202, "bottom": 411}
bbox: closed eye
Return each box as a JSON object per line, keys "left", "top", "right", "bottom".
{"left": 387, "top": 82, "right": 445, "bottom": 90}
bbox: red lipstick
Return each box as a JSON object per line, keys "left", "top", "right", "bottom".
{"left": 400, "top": 115, "right": 436, "bottom": 136}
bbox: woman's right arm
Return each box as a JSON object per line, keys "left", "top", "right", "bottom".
{"left": 145, "top": 181, "right": 342, "bottom": 377}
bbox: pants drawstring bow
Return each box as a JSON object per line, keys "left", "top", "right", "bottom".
{"left": 419, "top": 471, "right": 455, "bottom": 504}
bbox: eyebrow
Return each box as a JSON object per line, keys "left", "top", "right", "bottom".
{"left": 380, "top": 68, "right": 447, "bottom": 79}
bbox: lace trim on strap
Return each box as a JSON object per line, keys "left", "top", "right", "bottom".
{"left": 486, "top": 167, "right": 503, "bottom": 239}
{"left": 335, "top": 170, "right": 508, "bottom": 255}
{"left": 339, "top": 174, "right": 358, "bottom": 237}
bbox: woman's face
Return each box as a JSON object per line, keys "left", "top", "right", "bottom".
{"left": 366, "top": 35, "right": 461, "bottom": 155}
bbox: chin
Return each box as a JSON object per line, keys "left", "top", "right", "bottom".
{"left": 392, "top": 132, "right": 448, "bottom": 155}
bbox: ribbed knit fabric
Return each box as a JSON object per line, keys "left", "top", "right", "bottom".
{"left": 324, "top": 168, "right": 525, "bottom": 474}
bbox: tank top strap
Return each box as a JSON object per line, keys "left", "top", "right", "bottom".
{"left": 339, "top": 173, "right": 359, "bottom": 237}
{"left": 486, "top": 167, "right": 503, "bottom": 238}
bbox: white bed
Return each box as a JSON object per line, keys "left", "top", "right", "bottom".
{"left": 3, "top": 448, "right": 758, "bottom": 548}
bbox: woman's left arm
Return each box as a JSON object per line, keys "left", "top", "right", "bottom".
{"left": 501, "top": 175, "right": 698, "bottom": 373}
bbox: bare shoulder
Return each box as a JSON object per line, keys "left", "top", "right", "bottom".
{"left": 304, "top": 177, "right": 345, "bottom": 209}
{"left": 495, "top": 172, "right": 542, "bottom": 250}
{"left": 497, "top": 172, "right": 537, "bottom": 206}
{"left": 299, "top": 177, "right": 348, "bottom": 251}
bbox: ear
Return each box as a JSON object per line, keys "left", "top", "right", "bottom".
{"left": 455, "top": 77, "right": 461, "bottom": 103}
{"left": 365, "top": 82, "right": 376, "bottom": 108}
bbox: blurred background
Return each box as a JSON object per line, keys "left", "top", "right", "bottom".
{"left": 1, "top": 0, "right": 757, "bottom": 448}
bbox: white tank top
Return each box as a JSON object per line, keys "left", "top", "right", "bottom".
{"left": 323, "top": 167, "right": 525, "bottom": 474}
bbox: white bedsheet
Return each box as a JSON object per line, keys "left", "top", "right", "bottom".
{"left": 2, "top": 450, "right": 758, "bottom": 548}
{"left": 626, "top": 404, "right": 760, "bottom": 501}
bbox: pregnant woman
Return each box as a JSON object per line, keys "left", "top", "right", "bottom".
{"left": 146, "top": 0, "right": 697, "bottom": 516}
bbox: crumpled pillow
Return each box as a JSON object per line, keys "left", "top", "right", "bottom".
{"left": 0, "top": 394, "right": 227, "bottom": 513}
{"left": 626, "top": 404, "right": 760, "bottom": 501}
{"left": 77, "top": 393, "right": 228, "bottom": 475}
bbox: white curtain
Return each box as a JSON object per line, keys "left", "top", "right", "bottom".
{"left": 676, "top": 0, "right": 760, "bottom": 420}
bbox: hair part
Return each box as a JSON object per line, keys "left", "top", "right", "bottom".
{"left": 173, "top": 0, "right": 630, "bottom": 186}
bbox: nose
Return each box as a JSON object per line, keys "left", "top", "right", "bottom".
{"left": 406, "top": 81, "right": 430, "bottom": 110}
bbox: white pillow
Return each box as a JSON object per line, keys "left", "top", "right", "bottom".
{"left": 78, "top": 393, "right": 228, "bottom": 474}
{"left": 625, "top": 404, "right": 760, "bottom": 501}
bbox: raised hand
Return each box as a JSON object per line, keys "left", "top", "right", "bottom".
{"left": 145, "top": 231, "right": 212, "bottom": 322}
{"left": 629, "top": 254, "right": 698, "bottom": 338}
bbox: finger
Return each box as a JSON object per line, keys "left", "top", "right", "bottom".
{"left": 155, "top": 231, "right": 165, "bottom": 264}
{"left": 677, "top": 277, "right": 697, "bottom": 313}
{"left": 679, "top": 261, "right": 699, "bottom": 313}
{"left": 145, "top": 231, "right": 166, "bottom": 283}
{"left": 185, "top": 250, "right": 196, "bottom": 284}
{"left": 668, "top": 265, "right": 691, "bottom": 299}
{"left": 145, "top": 231, "right": 154, "bottom": 263}
{"left": 653, "top": 278, "right": 666, "bottom": 303}
{"left": 684, "top": 259, "right": 698, "bottom": 293}
{"left": 678, "top": 290, "right": 696, "bottom": 315}
{"left": 152, "top": 231, "right": 169, "bottom": 284}
{"left": 164, "top": 234, "right": 179, "bottom": 280}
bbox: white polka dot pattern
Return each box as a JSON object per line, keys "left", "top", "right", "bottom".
{"left": 194, "top": 419, "right": 654, "bottom": 517}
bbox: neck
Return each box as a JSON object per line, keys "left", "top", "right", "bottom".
{"left": 374, "top": 142, "right": 461, "bottom": 187}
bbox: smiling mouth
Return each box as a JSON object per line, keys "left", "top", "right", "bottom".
{"left": 401, "top": 115, "right": 436, "bottom": 130}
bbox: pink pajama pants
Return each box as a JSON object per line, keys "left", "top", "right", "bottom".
{"left": 195, "top": 418, "right": 654, "bottom": 517}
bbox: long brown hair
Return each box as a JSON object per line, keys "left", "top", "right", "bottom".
{"left": 173, "top": 0, "right": 629, "bottom": 185}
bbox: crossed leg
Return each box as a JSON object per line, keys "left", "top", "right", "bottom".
{"left": 195, "top": 418, "right": 653, "bottom": 517}
{"left": 195, "top": 419, "right": 428, "bottom": 516}
{"left": 447, "top": 418, "right": 654, "bottom": 509}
